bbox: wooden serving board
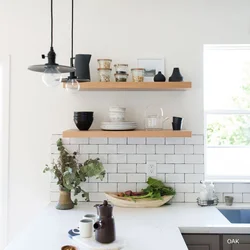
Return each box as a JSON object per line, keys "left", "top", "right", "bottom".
{"left": 105, "top": 192, "right": 173, "bottom": 208}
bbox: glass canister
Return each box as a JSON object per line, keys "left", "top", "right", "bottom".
{"left": 114, "top": 73, "right": 128, "bottom": 82}
{"left": 97, "top": 59, "right": 112, "bottom": 69}
{"left": 98, "top": 68, "right": 112, "bottom": 82}
{"left": 114, "top": 64, "right": 128, "bottom": 74}
{"left": 131, "top": 68, "right": 144, "bottom": 82}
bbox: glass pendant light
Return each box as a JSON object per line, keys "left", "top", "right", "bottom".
{"left": 28, "top": 0, "right": 75, "bottom": 87}
{"left": 65, "top": 0, "right": 80, "bottom": 94}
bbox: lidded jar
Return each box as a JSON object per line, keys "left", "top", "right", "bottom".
{"left": 97, "top": 59, "right": 112, "bottom": 69}
{"left": 131, "top": 68, "right": 144, "bottom": 82}
{"left": 114, "top": 64, "right": 128, "bottom": 74}
{"left": 98, "top": 68, "right": 112, "bottom": 82}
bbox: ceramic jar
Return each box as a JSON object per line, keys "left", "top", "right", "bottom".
{"left": 109, "top": 106, "right": 126, "bottom": 122}
{"left": 98, "top": 68, "right": 112, "bottom": 82}
{"left": 131, "top": 68, "right": 144, "bottom": 82}
{"left": 97, "top": 59, "right": 112, "bottom": 69}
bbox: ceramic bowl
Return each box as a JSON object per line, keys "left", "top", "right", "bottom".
{"left": 74, "top": 117, "right": 93, "bottom": 131}
{"left": 109, "top": 112, "right": 125, "bottom": 122}
{"left": 109, "top": 107, "right": 126, "bottom": 113}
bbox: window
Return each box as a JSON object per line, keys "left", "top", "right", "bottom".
{"left": 204, "top": 45, "right": 250, "bottom": 181}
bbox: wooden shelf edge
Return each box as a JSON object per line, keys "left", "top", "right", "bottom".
{"left": 62, "top": 129, "right": 192, "bottom": 138}
{"left": 62, "top": 81, "right": 191, "bottom": 91}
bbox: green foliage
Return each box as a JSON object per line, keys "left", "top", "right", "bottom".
{"left": 141, "top": 177, "right": 176, "bottom": 200}
{"left": 207, "top": 63, "right": 250, "bottom": 145}
{"left": 43, "top": 138, "right": 105, "bottom": 202}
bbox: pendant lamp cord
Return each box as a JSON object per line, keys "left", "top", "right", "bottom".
{"left": 71, "top": 0, "right": 74, "bottom": 62}
{"left": 51, "top": 0, "right": 53, "bottom": 48}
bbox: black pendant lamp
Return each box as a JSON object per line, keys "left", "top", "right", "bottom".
{"left": 65, "top": 0, "right": 80, "bottom": 93}
{"left": 28, "top": 0, "right": 75, "bottom": 87}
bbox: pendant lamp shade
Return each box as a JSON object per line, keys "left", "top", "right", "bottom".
{"left": 28, "top": 0, "right": 75, "bottom": 87}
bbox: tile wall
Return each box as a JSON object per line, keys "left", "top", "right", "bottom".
{"left": 50, "top": 134, "right": 250, "bottom": 203}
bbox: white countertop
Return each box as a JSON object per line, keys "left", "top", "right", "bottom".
{"left": 5, "top": 203, "right": 250, "bottom": 250}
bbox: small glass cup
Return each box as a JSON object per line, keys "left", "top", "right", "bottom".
{"left": 131, "top": 68, "right": 144, "bottom": 82}
{"left": 98, "top": 68, "right": 112, "bottom": 82}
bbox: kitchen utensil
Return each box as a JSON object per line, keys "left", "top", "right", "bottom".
{"left": 78, "top": 219, "right": 93, "bottom": 238}
{"left": 225, "top": 196, "right": 234, "bottom": 206}
{"left": 144, "top": 106, "right": 169, "bottom": 130}
{"left": 115, "top": 73, "right": 129, "bottom": 82}
{"left": 75, "top": 54, "right": 92, "bottom": 81}
{"left": 98, "top": 59, "right": 112, "bottom": 69}
{"left": 114, "top": 64, "right": 128, "bottom": 74}
{"left": 197, "top": 197, "right": 219, "bottom": 207}
{"left": 61, "top": 245, "right": 77, "bottom": 250}
{"left": 131, "top": 68, "right": 144, "bottom": 82}
{"left": 98, "top": 68, "right": 112, "bottom": 82}
{"left": 94, "top": 200, "right": 116, "bottom": 244}
{"left": 105, "top": 193, "right": 173, "bottom": 208}
{"left": 74, "top": 117, "right": 93, "bottom": 131}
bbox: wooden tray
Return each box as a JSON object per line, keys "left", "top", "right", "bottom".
{"left": 105, "top": 192, "right": 173, "bottom": 208}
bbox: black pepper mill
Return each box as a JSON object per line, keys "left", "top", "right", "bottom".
{"left": 93, "top": 200, "right": 116, "bottom": 244}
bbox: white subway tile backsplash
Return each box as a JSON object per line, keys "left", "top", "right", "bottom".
{"left": 127, "top": 155, "right": 146, "bottom": 163}
{"left": 80, "top": 145, "right": 98, "bottom": 154}
{"left": 185, "top": 174, "right": 203, "bottom": 183}
{"left": 108, "top": 138, "right": 127, "bottom": 145}
{"left": 185, "top": 155, "right": 204, "bottom": 164}
{"left": 70, "top": 138, "right": 88, "bottom": 145}
{"left": 147, "top": 154, "right": 165, "bottom": 163}
{"left": 233, "top": 184, "right": 250, "bottom": 193}
{"left": 128, "top": 137, "right": 145, "bottom": 145}
{"left": 108, "top": 174, "right": 126, "bottom": 183}
{"left": 103, "top": 164, "right": 117, "bottom": 173}
{"left": 89, "top": 138, "right": 107, "bottom": 144}
{"left": 166, "top": 174, "right": 184, "bottom": 183}
{"left": 51, "top": 134, "right": 250, "bottom": 203}
{"left": 175, "top": 184, "right": 194, "bottom": 193}
{"left": 157, "top": 164, "right": 174, "bottom": 173}
{"left": 99, "top": 145, "right": 117, "bottom": 154}
{"left": 137, "top": 145, "right": 155, "bottom": 154}
{"left": 166, "top": 155, "right": 184, "bottom": 164}
{"left": 175, "top": 145, "right": 193, "bottom": 155}
{"left": 194, "top": 164, "right": 204, "bottom": 174}
{"left": 98, "top": 183, "right": 117, "bottom": 192}
{"left": 108, "top": 154, "right": 126, "bottom": 164}
{"left": 146, "top": 137, "right": 164, "bottom": 145}
{"left": 118, "top": 164, "right": 136, "bottom": 173}
{"left": 118, "top": 145, "right": 136, "bottom": 154}
{"left": 128, "top": 174, "right": 146, "bottom": 182}
{"left": 185, "top": 135, "right": 203, "bottom": 145}
{"left": 137, "top": 164, "right": 147, "bottom": 173}
{"left": 156, "top": 145, "right": 174, "bottom": 154}
{"left": 185, "top": 193, "right": 199, "bottom": 202}
{"left": 175, "top": 164, "right": 194, "bottom": 173}
{"left": 194, "top": 145, "right": 204, "bottom": 154}
{"left": 118, "top": 183, "right": 137, "bottom": 192}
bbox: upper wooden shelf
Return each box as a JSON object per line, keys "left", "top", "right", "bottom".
{"left": 62, "top": 129, "right": 192, "bottom": 138}
{"left": 62, "top": 81, "right": 191, "bottom": 91}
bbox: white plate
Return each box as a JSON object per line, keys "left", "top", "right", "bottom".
{"left": 101, "top": 121, "right": 136, "bottom": 125}
{"left": 101, "top": 125, "right": 137, "bottom": 131}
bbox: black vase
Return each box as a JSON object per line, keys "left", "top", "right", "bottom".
{"left": 154, "top": 71, "right": 166, "bottom": 82}
{"left": 169, "top": 68, "right": 183, "bottom": 82}
{"left": 75, "top": 54, "right": 92, "bottom": 82}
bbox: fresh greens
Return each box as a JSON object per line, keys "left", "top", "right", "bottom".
{"left": 141, "top": 177, "right": 176, "bottom": 200}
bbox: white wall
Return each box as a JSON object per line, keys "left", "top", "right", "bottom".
{"left": 3, "top": 0, "right": 250, "bottom": 244}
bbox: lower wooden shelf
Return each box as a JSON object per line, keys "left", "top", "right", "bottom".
{"left": 62, "top": 129, "right": 192, "bottom": 138}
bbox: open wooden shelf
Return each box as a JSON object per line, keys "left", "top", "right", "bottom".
{"left": 62, "top": 81, "right": 191, "bottom": 91}
{"left": 62, "top": 129, "right": 192, "bottom": 138}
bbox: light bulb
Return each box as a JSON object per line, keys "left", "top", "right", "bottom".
{"left": 65, "top": 78, "right": 80, "bottom": 94}
{"left": 42, "top": 67, "right": 62, "bottom": 87}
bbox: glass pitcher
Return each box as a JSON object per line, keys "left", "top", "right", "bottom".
{"left": 144, "top": 105, "right": 169, "bottom": 130}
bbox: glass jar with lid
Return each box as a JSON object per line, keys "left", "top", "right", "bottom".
{"left": 131, "top": 68, "right": 144, "bottom": 82}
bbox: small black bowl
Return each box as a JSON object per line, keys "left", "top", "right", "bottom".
{"left": 74, "top": 111, "right": 94, "bottom": 116}
{"left": 74, "top": 118, "right": 93, "bottom": 131}
{"left": 172, "top": 122, "right": 182, "bottom": 131}
{"left": 173, "top": 116, "right": 183, "bottom": 123}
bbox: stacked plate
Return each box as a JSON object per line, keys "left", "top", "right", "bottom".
{"left": 101, "top": 121, "right": 137, "bottom": 131}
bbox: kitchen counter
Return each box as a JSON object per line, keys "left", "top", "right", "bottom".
{"left": 5, "top": 203, "right": 250, "bottom": 250}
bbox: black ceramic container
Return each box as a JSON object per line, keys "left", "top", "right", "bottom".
{"left": 172, "top": 122, "right": 182, "bottom": 131}
{"left": 75, "top": 54, "right": 92, "bottom": 81}
{"left": 173, "top": 116, "right": 183, "bottom": 123}
{"left": 154, "top": 71, "right": 166, "bottom": 82}
{"left": 74, "top": 117, "right": 93, "bottom": 131}
{"left": 169, "top": 68, "right": 183, "bottom": 82}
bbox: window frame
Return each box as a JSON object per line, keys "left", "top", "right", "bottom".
{"left": 204, "top": 45, "right": 250, "bottom": 182}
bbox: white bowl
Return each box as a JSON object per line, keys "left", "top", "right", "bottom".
{"left": 109, "top": 106, "right": 126, "bottom": 113}
{"left": 109, "top": 112, "right": 125, "bottom": 122}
